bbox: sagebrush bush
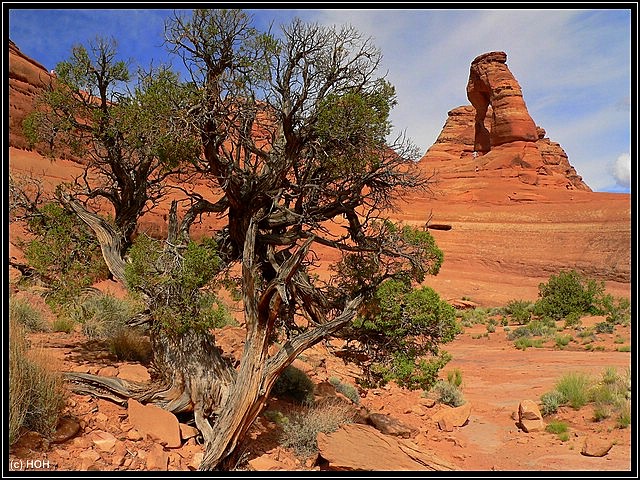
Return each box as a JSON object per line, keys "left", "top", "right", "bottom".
{"left": 69, "top": 292, "right": 137, "bottom": 339}
{"left": 545, "top": 420, "right": 568, "bottom": 434}
{"left": 272, "top": 365, "right": 315, "bottom": 405}
{"left": 280, "top": 399, "right": 355, "bottom": 459}
{"left": 328, "top": 377, "right": 360, "bottom": 404}
{"left": 9, "top": 297, "right": 49, "bottom": 332}
{"left": 594, "top": 321, "right": 614, "bottom": 334}
{"left": 52, "top": 316, "right": 75, "bottom": 333}
{"left": 432, "top": 379, "right": 465, "bottom": 407}
{"left": 9, "top": 318, "right": 66, "bottom": 445}
{"left": 109, "top": 328, "right": 153, "bottom": 363}
{"left": 540, "top": 390, "right": 567, "bottom": 416}
{"left": 555, "top": 372, "right": 592, "bottom": 410}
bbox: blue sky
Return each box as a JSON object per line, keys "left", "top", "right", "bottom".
{"left": 6, "top": 6, "right": 633, "bottom": 193}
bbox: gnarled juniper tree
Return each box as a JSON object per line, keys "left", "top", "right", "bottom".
{"left": 23, "top": 9, "right": 456, "bottom": 470}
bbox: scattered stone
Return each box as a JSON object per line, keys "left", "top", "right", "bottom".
{"left": 435, "top": 403, "right": 472, "bottom": 432}
{"left": 51, "top": 416, "right": 81, "bottom": 444}
{"left": 317, "top": 423, "right": 454, "bottom": 471}
{"left": 248, "top": 455, "right": 291, "bottom": 471}
{"left": 188, "top": 452, "right": 204, "bottom": 470}
{"left": 117, "top": 364, "right": 151, "bottom": 382}
{"left": 367, "top": 413, "right": 417, "bottom": 438}
{"left": 98, "top": 365, "right": 119, "bottom": 377}
{"left": 91, "top": 430, "right": 118, "bottom": 452}
{"left": 127, "top": 399, "right": 181, "bottom": 448}
{"left": 518, "top": 400, "right": 544, "bottom": 433}
{"left": 419, "top": 397, "right": 436, "bottom": 408}
{"left": 79, "top": 450, "right": 101, "bottom": 470}
{"left": 179, "top": 423, "right": 200, "bottom": 441}
{"left": 146, "top": 443, "right": 169, "bottom": 471}
{"left": 127, "top": 429, "right": 144, "bottom": 441}
{"left": 581, "top": 436, "right": 614, "bottom": 457}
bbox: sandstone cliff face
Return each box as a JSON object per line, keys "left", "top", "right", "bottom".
{"left": 8, "top": 40, "right": 52, "bottom": 153}
{"left": 421, "top": 51, "right": 591, "bottom": 192}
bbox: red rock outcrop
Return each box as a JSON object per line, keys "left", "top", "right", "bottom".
{"left": 8, "top": 40, "right": 52, "bottom": 153}
{"left": 467, "top": 51, "right": 538, "bottom": 151}
{"left": 421, "top": 51, "right": 590, "bottom": 192}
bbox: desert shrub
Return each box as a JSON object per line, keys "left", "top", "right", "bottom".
{"left": 554, "top": 334, "right": 572, "bottom": 348}
{"left": 545, "top": 420, "right": 568, "bottom": 434}
{"left": 125, "top": 234, "right": 229, "bottom": 335}
{"left": 9, "top": 318, "right": 66, "bottom": 445}
{"left": 486, "top": 319, "right": 497, "bottom": 333}
{"left": 69, "top": 292, "right": 137, "bottom": 339}
{"left": 52, "top": 316, "right": 75, "bottom": 333}
{"left": 555, "top": 372, "right": 592, "bottom": 410}
{"left": 614, "top": 336, "right": 625, "bottom": 344}
{"left": 594, "top": 321, "right": 614, "bottom": 334}
{"left": 504, "top": 300, "right": 533, "bottom": 325}
{"left": 507, "top": 326, "right": 531, "bottom": 340}
{"left": 9, "top": 296, "right": 49, "bottom": 332}
{"left": 263, "top": 410, "right": 289, "bottom": 426}
{"left": 598, "top": 294, "right": 630, "bottom": 325}
{"left": 280, "top": 399, "right": 355, "bottom": 458}
{"left": 514, "top": 337, "right": 544, "bottom": 350}
{"left": 557, "top": 432, "right": 570, "bottom": 442}
{"left": 272, "top": 365, "right": 315, "bottom": 405}
{"left": 459, "top": 307, "right": 489, "bottom": 326}
{"left": 534, "top": 270, "right": 605, "bottom": 320}
{"left": 351, "top": 280, "right": 458, "bottom": 391}
{"left": 432, "top": 379, "right": 465, "bottom": 407}
{"left": 617, "top": 345, "right": 631, "bottom": 352}
{"left": 22, "top": 202, "right": 109, "bottom": 307}
{"left": 616, "top": 402, "right": 631, "bottom": 428}
{"left": 539, "top": 390, "right": 567, "bottom": 416}
{"left": 109, "top": 328, "right": 153, "bottom": 363}
{"left": 447, "top": 368, "right": 463, "bottom": 388}
{"left": 563, "top": 312, "right": 583, "bottom": 330}
{"left": 328, "top": 377, "right": 360, "bottom": 404}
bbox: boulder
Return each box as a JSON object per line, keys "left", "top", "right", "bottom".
{"left": 117, "top": 364, "right": 151, "bottom": 382}
{"left": 127, "top": 399, "right": 181, "bottom": 448}
{"left": 367, "top": 413, "right": 418, "bottom": 438}
{"left": 435, "top": 403, "right": 472, "bottom": 432}
{"left": 581, "top": 436, "right": 614, "bottom": 457}
{"left": 518, "top": 400, "right": 544, "bottom": 433}
{"left": 317, "top": 423, "right": 454, "bottom": 471}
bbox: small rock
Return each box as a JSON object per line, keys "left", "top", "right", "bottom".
{"left": 91, "top": 430, "right": 118, "bottom": 452}
{"left": 117, "top": 364, "right": 151, "bottom": 382}
{"left": 188, "top": 452, "right": 204, "bottom": 470}
{"left": 79, "top": 450, "right": 101, "bottom": 470}
{"left": 146, "top": 443, "right": 169, "bottom": 471}
{"left": 518, "top": 400, "right": 544, "bottom": 433}
{"left": 98, "top": 366, "right": 119, "bottom": 377}
{"left": 127, "top": 429, "right": 143, "bottom": 441}
{"left": 436, "top": 403, "right": 472, "bottom": 432}
{"left": 179, "top": 423, "right": 199, "bottom": 441}
{"left": 51, "top": 416, "right": 81, "bottom": 444}
{"left": 367, "top": 412, "right": 418, "bottom": 438}
{"left": 127, "top": 399, "right": 181, "bottom": 448}
{"left": 419, "top": 397, "right": 436, "bottom": 408}
{"left": 581, "top": 436, "right": 614, "bottom": 457}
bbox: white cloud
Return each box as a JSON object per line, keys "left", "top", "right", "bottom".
{"left": 612, "top": 153, "right": 631, "bottom": 188}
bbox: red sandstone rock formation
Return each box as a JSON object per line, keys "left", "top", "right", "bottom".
{"left": 421, "top": 51, "right": 591, "bottom": 192}
{"left": 467, "top": 51, "right": 538, "bottom": 151}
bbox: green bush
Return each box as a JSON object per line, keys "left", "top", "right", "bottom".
{"left": 351, "top": 280, "right": 458, "bottom": 391}
{"left": 599, "top": 294, "right": 630, "bottom": 326}
{"left": 459, "top": 308, "right": 489, "bottom": 326}
{"left": 563, "top": 312, "right": 583, "bottom": 330}
{"left": 540, "top": 390, "right": 567, "bottom": 416}
{"left": 9, "top": 297, "right": 49, "bottom": 332}
{"left": 545, "top": 420, "right": 568, "bottom": 434}
{"left": 447, "top": 368, "right": 463, "bottom": 388}
{"left": 69, "top": 292, "right": 136, "bottom": 339}
{"left": 504, "top": 300, "right": 533, "bottom": 325}
{"left": 594, "top": 321, "right": 614, "bottom": 334}
{"left": 555, "top": 372, "right": 592, "bottom": 410}
{"left": 617, "top": 345, "right": 631, "bottom": 352}
{"left": 555, "top": 334, "right": 572, "bottom": 348}
{"left": 534, "top": 270, "right": 605, "bottom": 320}
{"left": 432, "top": 379, "right": 465, "bottom": 407}
{"left": 125, "top": 234, "right": 227, "bottom": 335}
{"left": 272, "top": 365, "right": 315, "bottom": 405}
{"left": 328, "top": 377, "right": 360, "bottom": 404}
{"left": 280, "top": 399, "right": 355, "bottom": 459}
{"left": 52, "top": 317, "right": 75, "bottom": 333}
{"left": 616, "top": 402, "right": 631, "bottom": 428}
{"left": 22, "top": 202, "right": 109, "bottom": 307}
{"left": 9, "top": 318, "right": 66, "bottom": 445}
